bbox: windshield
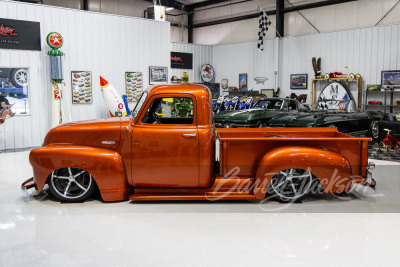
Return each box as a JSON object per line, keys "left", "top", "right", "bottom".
{"left": 254, "top": 99, "right": 283, "bottom": 110}
{"left": 132, "top": 91, "right": 148, "bottom": 118}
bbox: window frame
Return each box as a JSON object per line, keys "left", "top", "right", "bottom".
{"left": 136, "top": 93, "right": 197, "bottom": 127}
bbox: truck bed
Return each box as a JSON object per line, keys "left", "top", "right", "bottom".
{"left": 217, "top": 127, "right": 370, "bottom": 178}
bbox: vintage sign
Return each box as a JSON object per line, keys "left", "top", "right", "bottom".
{"left": 47, "top": 32, "right": 63, "bottom": 49}
{"left": 171, "top": 52, "right": 193, "bottom": 69}
{"left": 0, "top": 18, "right": 41, "bottom": 51}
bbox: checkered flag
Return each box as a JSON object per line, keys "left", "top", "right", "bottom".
{"left": 258, "top": 9, "right": 271, "bottom": 51}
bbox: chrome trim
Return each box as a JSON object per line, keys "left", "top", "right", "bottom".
{"left": 102, "top": 141, "right": 116, "bottom": 145}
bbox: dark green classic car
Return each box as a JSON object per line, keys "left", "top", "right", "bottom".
{"left": 214, "top": 98, "right": 305, "bottom": 128}
{"left": 268, "top": 109, "right": 383, "bottom": 139}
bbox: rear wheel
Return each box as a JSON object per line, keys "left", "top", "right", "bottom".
{"left": 48, "top": 168, "right": 96, "bottom": 202}
{"left": 269, "top": 168, "right": 314, "bottom": 202}
{"left": 369, "top": 120, "right": 379, "bottom": 140}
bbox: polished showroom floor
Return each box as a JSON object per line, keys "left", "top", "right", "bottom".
{"left": 1, "top": 151, "right": 400, "bottom": 266}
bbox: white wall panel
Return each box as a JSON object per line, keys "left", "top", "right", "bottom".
{"left": 0, "top": 0, "right": 170, "bottom": 150}
{"left": 211, "top": 39, "right": 279, "bottom": 94}
{"left": 170, "top": 43, "right": 212, "bottom": 83}
{"left": 209, "top": 23, "right": 400, "bottom": 104}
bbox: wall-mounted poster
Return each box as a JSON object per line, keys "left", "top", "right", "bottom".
{"left": 171, "top": 52, "right": 193, "bottom": 69}
{"left": 0, "top": 67, "right": 29, "bottom": 115}
{"left": 149, "top": 66, "right": 168, "bottom": 85}
{"left": 71, "top": 71, "right": 92, "bottom": 104}
{"left": 125, "top": 72, "right": 143, "bottom": 102}
{"left": 239, "top": 73, "right": 248, "bottom": 90}
{"left": 381, "top": 70, "right": 400, "bottom": 89}
{"left": 0, "top": 18, "right": 41, "bottom": 51}
{"left": 290, "top": 74, "right": 308, "bottom": 90}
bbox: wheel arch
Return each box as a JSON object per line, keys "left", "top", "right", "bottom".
{"left": 29, "top": 145, "right": 130, "bottom": 201}
{"left": 252, "top": 146, "right": 353, "bottom": 199}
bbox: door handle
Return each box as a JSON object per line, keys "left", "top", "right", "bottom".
{"left": 182, "top": 133, "right": 196, "bottom": 137}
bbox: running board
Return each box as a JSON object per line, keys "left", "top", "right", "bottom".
{"left": 130, "top": 192, "right": 256, "bottom": 201}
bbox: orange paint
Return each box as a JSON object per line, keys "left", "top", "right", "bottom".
{"left": 28, "top": 84, "right": 373, "bottom": 202}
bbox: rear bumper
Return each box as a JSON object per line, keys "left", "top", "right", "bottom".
{"left": 350, "top": 171, "right": 376, "bottom": 196}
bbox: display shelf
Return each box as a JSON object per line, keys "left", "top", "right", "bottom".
{"left": 311, "top": 76, "right": 362, "bottom": 109}
{"left": 363, "top": 87, "right": 400, "bottom": 114}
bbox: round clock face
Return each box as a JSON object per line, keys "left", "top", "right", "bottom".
{"left": 201, "top": 64, "right": 215, "bottom": 82}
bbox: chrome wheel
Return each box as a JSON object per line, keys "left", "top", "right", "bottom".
{"left": 49, "top": 168, "right": 95, "bottom": 202}
{"left": 11, "top": 69, "right": 28, "bottom": 87}
{"left": 270, "top": 168, "right": 313, "bottom": 202}
{"left": 257, "top": 121, "right": 268, "bottom": 128}
{"left": 370, "top": 120, "right": 379, "bottom": 139}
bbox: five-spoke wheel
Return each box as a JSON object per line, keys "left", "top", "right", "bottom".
{"left": 269, "top": 168, "right": 314, "bottom": 202}
{"left": 48, "top": 168, "right": 96, "bottom": 202}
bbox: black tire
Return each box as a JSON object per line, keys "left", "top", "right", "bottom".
{"left": 369, "top": 120, "right": 379, "bottom": 140}
{"left": 257, "top": 121, "right": 268, "bottom": 128}
{"left": 268, "top": 168, "right": 314, "bottom": 202}
{"left": 9, "top": 68, "right": 28, "bottom": 88}
{"left": 48, "top": 168, "right": 96, "bottom": 202}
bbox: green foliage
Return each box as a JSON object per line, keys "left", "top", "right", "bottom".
{"left": 169, "top": 98, "right": 193, "bottom": 117}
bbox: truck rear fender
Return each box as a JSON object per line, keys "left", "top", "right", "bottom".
{"left": 253, "top": 146, "right": 352, "bottom": 199}
{"left": 29, "top": 145, "right": 130, "bottom": 201}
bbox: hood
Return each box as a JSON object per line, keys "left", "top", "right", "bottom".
{"left": 43, "top": 118, "right": 124, "bottom": 149}
{"left": 214, "top": 108, "right": 282, "bottom": 123}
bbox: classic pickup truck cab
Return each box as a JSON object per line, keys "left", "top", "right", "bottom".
{"left": 23, "top": 84, "right": 375, "bottom": 202}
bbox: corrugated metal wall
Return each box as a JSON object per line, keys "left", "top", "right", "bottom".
{"left": 170, "top": 42, "right": 212, "bottom": 83}
{"left": 212, "top": 39, "right": 279, "bottom": 92}
{"left": 211, "top": 23, "right": 400, "bottom": 103}
{"left": 280, "top": 24, "right": 400, "bottom": 101}
{"left": 0, "top": 1, "right": 170, "bottom": 150}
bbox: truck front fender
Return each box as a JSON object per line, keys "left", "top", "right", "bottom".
{"left": 253, "top": 146, "right": 352, "bottom": 199}
{"left": 29, "top": 145, "right": 130, "bottom": 201}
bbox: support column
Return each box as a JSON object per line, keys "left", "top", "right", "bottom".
{"left": 276, "top": 0, "right": 284, "bottom": 37}
{"left": 187, "top": 7, "right": 194, "bottom": 43}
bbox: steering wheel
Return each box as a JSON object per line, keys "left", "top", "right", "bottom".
{"left": 152, "top": 112, "right": 160, "bottom": 124}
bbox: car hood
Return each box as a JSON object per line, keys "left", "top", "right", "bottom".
{"left": 43, "top": 118, "right": 125, "bottom": 149}
{"left": 214, "top": 108, "right": 284, "bottom": 123}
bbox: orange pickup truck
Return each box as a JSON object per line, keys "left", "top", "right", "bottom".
{"left": 22, "top": 84, "right": 375, "bottom": 203}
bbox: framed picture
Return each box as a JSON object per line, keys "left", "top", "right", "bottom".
{"left": 0, "top": 67, "right": 30, "bottom": 115}
{"left": 290, "top": 74, "right": 308, "bottom": 90}
{"left": 381, "top": 70, "right": 400, "bottom": 88}
{"left": 71, "top": 71, "right": 92, "bottom": 104}
{"left": 149, "top": 66, "right": 168, "bottom": 85}
{"left": 125, "top": 72, "right": 143, "bottom": 102}
{"left": 239, "top": 73, "right": 247, "bottom": 90}
{"left": 261, "top": 89, "right": 274, "bottom": 98}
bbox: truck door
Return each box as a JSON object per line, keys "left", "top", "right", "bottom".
{"left": 132, "top": 94, "right": 199, "bottom": 188}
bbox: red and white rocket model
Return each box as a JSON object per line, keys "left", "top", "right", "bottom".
{"left": 100, "top": 76, "right": 128, "bottom": 117}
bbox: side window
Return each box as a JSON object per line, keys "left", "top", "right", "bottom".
{"left": 142, "top": 97, "right": 194, "bottom": 125}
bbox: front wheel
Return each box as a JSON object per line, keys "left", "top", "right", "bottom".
{"left": 48, "top": 168, "right": 96, "bottom": 202}
{"left": 257, "top": 121, "right": 268, "bottom": 128}
{"left": 268, "top": 168, "right": 314, "bottom": 202}
{"left": 379, "top": 140, "right": 391, "bottom": 152}
{"left": 9, "top": 68, "right": 28, "bottom": 88}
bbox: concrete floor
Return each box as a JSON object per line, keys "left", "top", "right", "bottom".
{"left": 1, "top": 151, "right": 400, "bottom": 266}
